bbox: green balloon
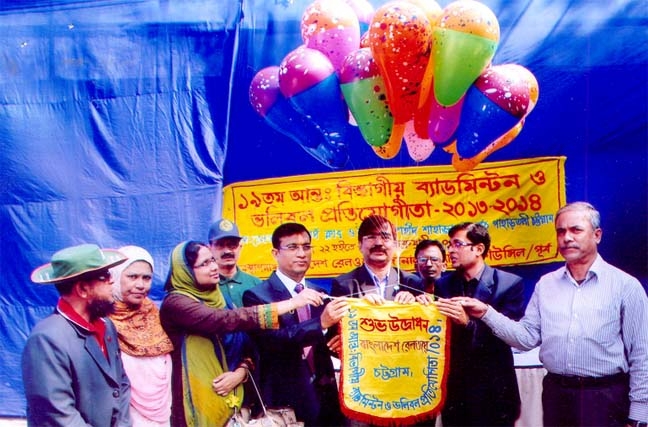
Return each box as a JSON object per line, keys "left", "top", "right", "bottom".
{"left": 433, "top": 28, "right": 498, "bottom": 106}
{"left": 341, "top": 77, "right": 394, "bottom": 147}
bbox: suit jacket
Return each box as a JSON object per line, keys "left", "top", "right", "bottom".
{"left": 330, "top": 265, "right": 423, "bottom": 299}
{"left": 22, "top": 312, "right": 132, "bottom": 427}
{"left": 436, "top": 264, "right": 525, "bottom": 426}
{"left": 242, "top": 272, "right": 343, "bottom": 427}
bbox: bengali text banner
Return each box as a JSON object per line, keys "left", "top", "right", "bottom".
{"left": 339, "top": 299, "right": 449, "bottom": 425}
{"left": 222, "top": 156, "right": 566, "bottom": 278}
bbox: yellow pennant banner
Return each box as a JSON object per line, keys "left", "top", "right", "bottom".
{"left": 339, "top": 299, "right": 449, "bottom": 425}
{"left": 222, "top": 156, "right": 567, "bottom": 278}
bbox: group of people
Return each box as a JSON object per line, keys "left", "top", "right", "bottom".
{"left": 21, "top": 201, "right": 648, "bottom": 427}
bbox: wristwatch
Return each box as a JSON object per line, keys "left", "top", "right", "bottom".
{"left": 627, "top": 419, "right": 648, "bottom": 427}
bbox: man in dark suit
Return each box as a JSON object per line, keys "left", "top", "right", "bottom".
{"left": 242, "top": 222, "right": 347, "bottom": 427}
{"left": 414, "top": 238, "right": 447, "bottom": 295}
{"left": 330, "top": 214, "right": 422, "bottom": 301}
{"left": 433, "top": 222, "right": 525, "bottom": 426}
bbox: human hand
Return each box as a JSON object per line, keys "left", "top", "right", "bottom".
{"left": 435, "top": 298, "right": 470, "bottom": 326}
{"left": 327, "top": 333, "right": 342, "bottom": 354}
{"left": 416, "top": 294, "right": 435, "bottom": 306}
{"left": 320, "top": 298, "right": 349, "bottom": 329}
{"left": 450, "top": 297, "right": 489, "bottom": 319}
{"left": 291, "top": 288, "right": 325, "bottom": 308}
{"left": 362, "top": 293, "right": 386, "bottom": 305}
{"left": 393, "top": 291, "right": 415, "bottom": 304}
{"left": 212, "top": 369, "right": 246, "bottom": 396}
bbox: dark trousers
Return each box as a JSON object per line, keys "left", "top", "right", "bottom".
{"left": 542, "top": 372, "right": 630, "bottom": 427}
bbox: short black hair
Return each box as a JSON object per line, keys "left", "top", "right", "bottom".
{"left": 414, "top": 239, "right": 446, "bottom": 262}
{"left": 357, "top": 215, "right": 396, "bottom": 242}
{"left": 449, "top": 222, "right": 491, "bottom": 257}
{"left": 271, "top": 223, "right": 311, "bottom": 249}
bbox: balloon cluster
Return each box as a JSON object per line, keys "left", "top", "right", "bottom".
{"left": 249, "top": 0, "right": 539, "bottom": 171}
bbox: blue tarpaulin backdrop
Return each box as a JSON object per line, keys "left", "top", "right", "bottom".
{"left": 0, "top": 0, "right": 646, "bottom": 416}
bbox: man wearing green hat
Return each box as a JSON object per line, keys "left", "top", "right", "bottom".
{"left": 22, "top": 244, "right": 133, "bottom": 427}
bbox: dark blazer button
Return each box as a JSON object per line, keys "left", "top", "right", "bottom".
{"left": 113, "top": 389, "right": 120, "bottom": 398}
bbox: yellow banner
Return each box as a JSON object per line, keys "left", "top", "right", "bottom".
{"left": 222, "top": 156, "right": 566, "bottom": 278}
{"left": 339, "top": 299, "right": 449, "bottom": 425}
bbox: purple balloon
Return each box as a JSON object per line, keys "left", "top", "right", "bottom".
{"left": 249, "top": 66, "right": 348, "bottom": 168}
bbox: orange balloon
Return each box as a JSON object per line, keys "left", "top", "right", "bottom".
{"left": 369, "top": 1, "right": 433, "bottom": 125}
{"left": 409, "top": 0, "right": 442, "bottom": 139}
{"left": 404, "top": 0, "right": 442, "bottom": 24}
{"left": 372, "top": 123, "right": 405, "bottom": 159}
{"left": 447, "top": 120, "right": 524, "bottom": 172}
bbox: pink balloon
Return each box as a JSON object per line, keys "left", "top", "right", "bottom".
{"left": 404, "top": 120, "right": 435, "bottom": 162}
{"left": 343, "top": 0, "right": 374, "bottom": 26}
{"left": 250, "top": 65, "right": 349, "bottom": 169}
{"left": 278, "top": 46, "right": 350, "bottom": 156}
{"left": 278, "top": 46, "right": 336, "bottom": 98}
{"left": 475, "top": 64, "right": 538, "bottom": 119}
{"left": 301, "top": 0, "right": 361, "bottom": 73}
{"left": 249, "top": 66, "right": 281, "bottom": 118}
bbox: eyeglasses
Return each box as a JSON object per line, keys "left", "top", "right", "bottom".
{"left": 417, "top": 256, "right": 443, "bottom": 264}
{"left": 89, "top": 271, "right": 112, "bottom": 282}
{"left": 447, "top": 240, "right": 474, "bottom": 249}
{"left": 193, "top": 257, "right": 218, "bottom": 269}
{"left": 278, "top": 244, "right": 313, "bottom": 253}
{"left": 362, "top": 232, "right": 394, "bottom": 243}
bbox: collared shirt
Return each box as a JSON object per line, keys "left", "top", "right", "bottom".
{"left": 365, "top": 265, "right": 389, "bottom": 298}
{"left": 57, "top": 298, "right": 108, "bottom": 358}
{"left": 276, "top": 269, "right": 306, "bottom": 297}
{"left": 219, "top": 267, "right": 262, "bottom": 307}
{"left": 482, "top": 255, "right": 648, "bottom": 421}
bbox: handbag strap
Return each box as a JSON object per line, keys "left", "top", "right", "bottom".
{"left": 246, "top": 369, "right": 270, "bottom": 417}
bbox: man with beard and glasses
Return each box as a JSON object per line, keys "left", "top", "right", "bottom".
{"left": 22, "top": 244, "right": 133, "bottom": 427}
{"left": 208, "top": 218, "right": 261, "bottom": 307}
{"left": 330, "top": 214, "right": 422, "bottom": 302}
{"left": 459, "top": 202, "right": 648, "bottom": 427}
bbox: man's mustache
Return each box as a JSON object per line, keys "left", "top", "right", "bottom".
{"left": 369, "top": 246, "right": 387, "bottom": 253}
{"left": 220, "top": 253, "right": 236, "bottom": 259}
{"left": 560, "top": 245, "right": 579, "bottom": 250}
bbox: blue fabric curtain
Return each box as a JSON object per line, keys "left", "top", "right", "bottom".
{"left": 0, "top": 0, "right": 646, "bottom": 416}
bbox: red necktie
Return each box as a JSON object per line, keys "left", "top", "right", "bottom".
{"left": 294, "top": 283, "right": 314, "bottom": 372}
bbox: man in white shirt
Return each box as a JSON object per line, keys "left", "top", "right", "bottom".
{"left": 330, "top": 214, "right": 422, "bottom": 301}
{"left": 450, "top": 202, "right": 648, "bottom": 427}
{"left": 243, "top": 222, "right": 348, "bottom": 426}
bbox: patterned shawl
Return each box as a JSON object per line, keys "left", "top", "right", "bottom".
{"left": 111, "top": 298, "right": 174, "bottom": 357}
{"left": 109, "top": 245, "right": 173, "bottom": 357}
